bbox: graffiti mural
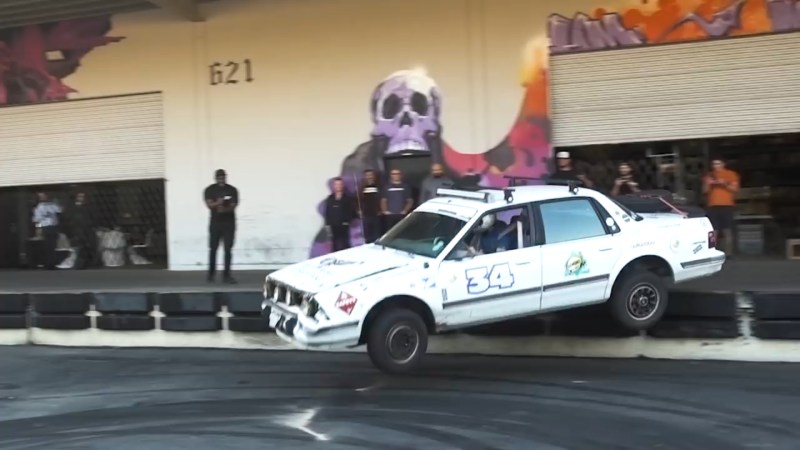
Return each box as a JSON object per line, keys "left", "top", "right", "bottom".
{"left": 549, "top": 0, "right": 800, "bottom": 54}
{"left": 309, "top": 65, "right": 552, "bottom": 257}
{"left": 0, "top": 17, "right": 123, "bottom": 105}
{"left": 310, "top": 0, "right": 800, "bottom": 258}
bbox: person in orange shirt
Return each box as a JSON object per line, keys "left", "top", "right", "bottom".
{"left": 703, "top": 158, "right": 740, "bottom": 255}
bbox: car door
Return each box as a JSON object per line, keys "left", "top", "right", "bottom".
{"left": 536, "top": 197, "right": 622, "bottom": 312}
{"left": 437, "top": 203, "right": 542, "bottom": 328}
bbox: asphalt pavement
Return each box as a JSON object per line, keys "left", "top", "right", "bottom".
{"left": 1, "top": 347, "right": 799, "bottom": 449}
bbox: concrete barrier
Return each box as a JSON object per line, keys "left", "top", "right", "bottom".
{"left": 1, "top": 289, "right": 799, "bottom": 362}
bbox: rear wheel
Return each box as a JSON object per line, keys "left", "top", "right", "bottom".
{"left": 609, "top": 270, "right": 668, "bottom": 331}
{"left": 366, "top": 308, "right": 428, "bottom": 374}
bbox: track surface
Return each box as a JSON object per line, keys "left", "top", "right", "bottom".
{"left": 1, "top": 347, "right": 799, "bottom": 449}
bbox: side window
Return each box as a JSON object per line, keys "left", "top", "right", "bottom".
{"left": 539, "top": 198, "right": 607, "bottom": 244}
{"left": 445, "top": 205, "right": 533, "bottom": 260}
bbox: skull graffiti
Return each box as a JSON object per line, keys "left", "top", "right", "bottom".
{"left": 370, "top": 69, "right": 442, "bottom": 155}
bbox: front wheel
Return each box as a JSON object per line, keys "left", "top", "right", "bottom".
{"left": 609, "top": 270, "right": 668, "bottom": 331}
{"left": 366, "top": 308, "right": 428, "bottom": 374}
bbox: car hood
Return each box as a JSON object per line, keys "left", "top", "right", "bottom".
{"left": 268, "top": 245, "right": 417, "bottom": 293}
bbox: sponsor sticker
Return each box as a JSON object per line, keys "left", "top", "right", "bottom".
{"left": 335, "top": 291, "right": 358, "bottom": 315}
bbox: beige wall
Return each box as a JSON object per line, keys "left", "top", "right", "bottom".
{"left": 61, "top": 0, "right": 624, "bottom": 268}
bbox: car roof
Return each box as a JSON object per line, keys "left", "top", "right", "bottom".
{"left": 428, "top": 185, "right": 604, "bottom": 211}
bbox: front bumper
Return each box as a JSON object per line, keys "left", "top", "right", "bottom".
{"left": 261, "top": 299, "right": 361, "bottom": 349}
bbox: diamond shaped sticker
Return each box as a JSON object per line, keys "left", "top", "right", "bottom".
{"left": 335, "top": 291, "right": 358, "bottom": 315}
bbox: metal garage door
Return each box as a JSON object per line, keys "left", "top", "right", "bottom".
{"left": 0, "top": 92, "right": 164, "bottom": 187}
{"left": 550, "top": 32, "right": 800, "bottom": 147}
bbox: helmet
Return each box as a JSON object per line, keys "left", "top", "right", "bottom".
{"left": 477, "top": 214, "right": 495, "bottom": 231}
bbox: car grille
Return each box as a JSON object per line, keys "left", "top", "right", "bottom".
{"left": 265, "top": 279, "right": 306, "bottom": 306}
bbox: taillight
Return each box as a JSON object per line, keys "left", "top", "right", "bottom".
{"left": 708, "top": 230, "right": 717, "bottom": 249}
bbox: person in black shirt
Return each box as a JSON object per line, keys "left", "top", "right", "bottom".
{"left": 359, "top": 169, "right": 382, "bottom": 243}
{"left": 611, "top": 162, "right": 640, "bottom": 196}
{"left": 68, "top": 192, "right": 95, "bottom": 269}
{"left": 325, "top": 177, "right": 357, "bottom": 252}
{"left": 550, "top": 151, "right": 594, "bottom": 187}
{"left": 381, "top": 169, "right": 413, "bottom": 231}
{"left": 204, "top": 169, "right": 239, "bottom": 283}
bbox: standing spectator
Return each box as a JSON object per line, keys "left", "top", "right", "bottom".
{"left": 68, "top": 192, "right": 95, "bottom": 269}
{"left": 325, "top": 177, "right": 357, "bottom": 252}
{"left": 381, "top": 169, "right": 413, "bottom": 230}
{"left": 418, "top": 163, "right": 454, "bottom": 204}
{"left": 359, "top": 169, "right": 383, "bottom": 244}
{"left": 703, "top": 158, "right": 740, "bottom": 255}
{"left": 204, "top": 169, "right": 239, "bottom": 283}
{"left": 32, "top": 192, "right": 62, "bottom": 270}
{"left": 550, "top": 151, "right": 594, "bottom": 187}
{"left": 611, "top": 162, "right": 641, "bottom": 196}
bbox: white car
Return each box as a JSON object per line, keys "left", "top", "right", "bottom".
{"left": 262, "top": 183, "right": 725, "bottom": 374}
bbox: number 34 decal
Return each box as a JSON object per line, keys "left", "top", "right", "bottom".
{"left": 465, "top": 263, "right": 515, "bottom": 295}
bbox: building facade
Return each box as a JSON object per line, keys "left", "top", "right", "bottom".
{"left": 0, "top": 0, "right": 798, "bottom": 269}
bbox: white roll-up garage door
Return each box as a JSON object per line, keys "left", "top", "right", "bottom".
{"left": 0, "top": 91, "right": 164, "bottom": 187}
{"left": 550, "top": 32, "right": 800, "bottom": 147}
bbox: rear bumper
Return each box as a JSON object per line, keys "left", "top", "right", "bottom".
{"left": 675, "top": 254, "right": 726, "bottom": 282}
{"left": 262, "top": 300, "right": 361, "bottom": 349}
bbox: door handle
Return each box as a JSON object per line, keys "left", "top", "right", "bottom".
{"left": 515, "top": 261, "right": 531, "bottom": 266}
{"left": 600, "top": 248, "right": 613, "bottom": 252}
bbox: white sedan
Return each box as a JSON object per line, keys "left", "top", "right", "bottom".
{"left": 262, "top": 184, "right": 725, "bottom": 374}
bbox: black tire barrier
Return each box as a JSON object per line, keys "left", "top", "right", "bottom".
{"left": 228, "top": 316, "right": 271, "bottom": 333}
{"left": 549, "top": 316, "right": 641, "bottom": 338}
{"left": 31, "top": 313, "right": 90, "bottom": 330}
{"left": 752, "top": 293, "right": 800, "bottom": 320}
{"left": 647, "top": 319, "right": 740, "bottom": 339}
{"left": 94, "top": 293, "right": 153, "bottom": 313}
{"left": 463, "top": 317, "right": 547, "bottom": 336}
{"left": 664, "top": 291, "right": 737, "bottom": 319}
{"left": 0, "top": 314, "right": 27, "bottom": 329}
{"left": 157, "top": 293, "right": 218, "bottom": 315}
{"left": 161, "top": 316, "right": 222, "bottom": 332}
{"left": 30, "top": 293, "right": 91, "bottom": 314}
{"left": 97, "top": 315, "right": 155, "bottom": 331}
{"left": 0, "top": 294, "right": 28, "bottom": 313}
{"left": 223, "top": 292, "right": 264, "bottom": 314}
{"left": 751, "top": 320, "right": 800, "bottom": 340}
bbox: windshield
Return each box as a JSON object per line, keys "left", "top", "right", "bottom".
{"left": 375, "top": 211, "right": 467, "bottom": 258}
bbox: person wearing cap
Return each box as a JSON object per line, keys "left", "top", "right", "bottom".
{"left": 204, "top": 169, "right": 239, "bottom": 283}
{"left": 551, "top": 151, "right": 594, "bottom": 188}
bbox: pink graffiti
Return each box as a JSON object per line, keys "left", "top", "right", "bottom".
{"left": 0, "top": 17, "right": 123, "bottom": 105}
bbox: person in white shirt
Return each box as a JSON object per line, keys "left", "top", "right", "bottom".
{"left": 32, "top": 192, "right": 62, "bottom": 270}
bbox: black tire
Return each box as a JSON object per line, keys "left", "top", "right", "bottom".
{"left": 609, "top": 270, "right": 668, "bottom": 331}
{"left": 366, "top": 308, "right": 428, "bottom": 375}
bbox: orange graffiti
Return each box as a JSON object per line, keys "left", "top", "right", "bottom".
{"left": 595, "top": 0, "right": 773, "bottom": 44}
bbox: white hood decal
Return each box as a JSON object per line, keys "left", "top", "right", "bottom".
{"left": 270, "top": 245, "right": 415, "bottom": 293}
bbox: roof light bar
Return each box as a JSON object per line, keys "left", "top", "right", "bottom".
{"left": 436, "top": 188, "right": 490, "bottom": 202}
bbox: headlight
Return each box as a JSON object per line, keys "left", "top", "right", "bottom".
{"left": 300, "top": 298, "right": 319, "bottom": 317}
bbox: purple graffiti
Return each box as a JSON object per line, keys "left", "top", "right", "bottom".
{"left": 548, "top": 13, "right": 645, "bottom": 54}
{"left": 768, "top": 0, "right": 800, "bottom": 32}
{"left": 659, "top": 0, "right": 746, "bottom": 41}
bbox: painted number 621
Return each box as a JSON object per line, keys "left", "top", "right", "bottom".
{"left": 465, "top": 263, "right": 515, "bottom": 295}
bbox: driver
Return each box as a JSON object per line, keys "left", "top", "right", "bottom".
{"left": 451, "top": 214, "right": 496, "bottom": 258}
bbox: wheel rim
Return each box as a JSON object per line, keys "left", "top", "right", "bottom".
{"left": 385, "top": 323, "right": 420, "bottom": 364}
{"left": 626, "top": 283, "right": 660, "bottom": 321}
